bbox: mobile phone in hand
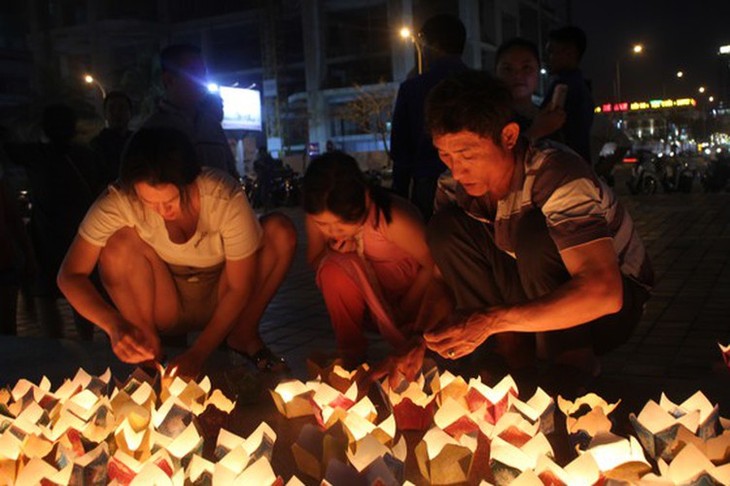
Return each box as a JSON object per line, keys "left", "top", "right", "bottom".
{"left": 551, "top": 84, "right": 568, "bottom": 110}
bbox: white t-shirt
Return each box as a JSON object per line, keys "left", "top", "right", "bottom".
{"left": 79, "top": 168, "right": 262, "bottom": 267}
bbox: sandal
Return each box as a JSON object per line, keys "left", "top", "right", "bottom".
{"left": 228, "top": 345, "right": 288, "bottom": 372}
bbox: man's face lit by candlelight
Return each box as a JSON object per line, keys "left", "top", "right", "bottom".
{"left": 433, "top": 126, "right": 518, "bottom": 198}
{"left": 135, "top": 182, "right": 184, "bottom": 221}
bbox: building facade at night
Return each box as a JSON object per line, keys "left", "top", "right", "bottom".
{"left": 22, "top": 0, "right": 567, "bottom": 162}
{"left": 718, "top": 45, "right": 730, "bottom": 109}
{"left": 0, "top": 3, "right": 32, "bottom": 122}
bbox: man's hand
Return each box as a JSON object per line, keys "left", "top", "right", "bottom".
{"left": 108, "top": 319, "right": 160, "bottom": 364}
{"left": 168, "top": 348, "right": 206, "bottom": 381}
{"left": 423, "top": 310, "right": 497, "bottom": 360}
{"left": 329, "top": 238, "right": 358, "bottom": 254}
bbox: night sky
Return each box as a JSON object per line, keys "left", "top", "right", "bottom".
{"left": 572, "top": 0, "right": 730, "bottom": 104}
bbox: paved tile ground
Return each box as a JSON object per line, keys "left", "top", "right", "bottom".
{"left": 5, "top": 165, "right": 730, "bottom": 412}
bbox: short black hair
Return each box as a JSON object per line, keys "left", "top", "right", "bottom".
{"left": 103, "top": 91, "right": 132, "bottom": 111}
{"left": 495, "top": 37, "right": 540, "bottom": 67}
{"left": 159, "top": 44, "right": 202, "bottom": 75}
{"left": 419, "top": 14, "right": 466, "bottom": 55}
{"left": 120, "top": 127, "right": 201, "bottom": 206}
{"left": 548, "top": 26, "right": 587, "bottom": 58}
{"left": 425, "top": 70, "right": 514, "bottom": 144}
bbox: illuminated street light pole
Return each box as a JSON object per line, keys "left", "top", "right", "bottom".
{"left": 615, "top": 43, "right": 643, "bottom": 101}
{"left": 399, "top": 27, "right": 423, "bottom": 75}
{"left": 83, "top": 74, "right": 106, "bottom": 99}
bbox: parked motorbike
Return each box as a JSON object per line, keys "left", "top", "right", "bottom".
{"left": 595, "top": 146, "right": 629, "bottom": 187}
{"left": 659, "top": 155, "right": 696, "bottom": 194}
{"left": 700, "top": 155, "right": 730, "bottom": 192}
{"left": 626, "top": 150, "right": 661, "bottom": 195}
{"left": 270, "top": 166, "right": 301, "bottom": 207}
{"left": 252, "top": 155, "right": 301, "bottom": 208}
{"left": 240, "top": 176, "right": 261, "bottom": 208}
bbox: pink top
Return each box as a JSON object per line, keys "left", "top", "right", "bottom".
{"left": 361, "top": 212, "right": 420, "bottom": 304}
{"left": 317, "top": 206, "right": 420, "bottom": 348}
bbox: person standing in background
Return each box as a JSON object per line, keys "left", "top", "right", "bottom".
{"left": 144, "top": 44, "right": 239, "bottom": 178}
{"left": 390, "top": 14, "right": 468, "bottom": 221}
{"left": 541, "top": 26, "right": 595, "bottom": 163}
{"left": 495, "top": 37, "right": 566, "bottom": 143}
{"left": 5, "top": 104, "right": 105, "bottom": 339}
{"left": 91, "top": 91, "right": 133, "bottom": 183}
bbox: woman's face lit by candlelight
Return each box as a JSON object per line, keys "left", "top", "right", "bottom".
{"left": 309, "top": 210, "right": 365, "bottom": 241}
{"left": 134, "top": 182, "right": 184, "bottom": 221}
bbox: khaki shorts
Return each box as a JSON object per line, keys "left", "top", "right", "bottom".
{"left": 167, "top": 262, "right": 225, "bottom": 332}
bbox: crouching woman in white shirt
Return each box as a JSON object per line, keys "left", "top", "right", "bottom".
{"left": 57, "top": 127, "right": 296, "bottom": 377}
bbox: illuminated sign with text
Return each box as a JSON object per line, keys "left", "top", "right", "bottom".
{"left": 594, "top": 98, "right": 697, "bottom": 113}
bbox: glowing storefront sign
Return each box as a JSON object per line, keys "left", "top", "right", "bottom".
{"left": 595, "top": 97, "right": 697, "bottom": 113}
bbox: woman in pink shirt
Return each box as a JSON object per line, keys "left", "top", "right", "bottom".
{"left": 302, "top": 152, "right": 434, "bottom": 364}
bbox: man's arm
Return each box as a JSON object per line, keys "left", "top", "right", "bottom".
{"left": 424, "top": 238, "right": 623, "bottom": 359}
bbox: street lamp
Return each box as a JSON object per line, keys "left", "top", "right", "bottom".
{"left": 676, "top": 71, "right": 684, "bottom": 78}
{"left": 615, "top": 43, "right": 643, "bottom": 101}
{"left": 698, "top": 86, "right": 706, "bottom": 94}
{"left": 399, "top": 26, "right": 423, "bottom": 75}
{"left": 83, "top": 74, "right": 107, "bottom": 99}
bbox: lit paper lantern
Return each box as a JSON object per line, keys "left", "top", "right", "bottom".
{"left": 507, "top": 387, "right": 555, "bottom": 435}
{"left": 270, "top": 380, "right": 315, "bottom": 418}
{"left": 465, "top": 375, "right": 518, "bottom": 424}
{"left": 579, "top": 432, "right": 650, "bottom": 475}
{"left": 558, "top": 393, "right": 619, "bottom": 449}
{"left": 415, "top": 427, "right": 477, "bottom": 485}
{"left": 719, "top": 343, "right": 730, "bottom": 369}
{"left": 644, "top": 442, "right": 730, "bottom": 485}
{"left": 381, "top": 372, "right": 439, "bottom": 431}
{"left": 630, "top": 391, "right": 720, "bottom": 461}
{"left": 492, "top": 411, "right": 541, "bottom": 447}
{"left": 434, "top": 397, "right": 491, "bottom": 440}
{"left": 307, "top": 357, "right": 370, "bottom": 395}
{"left": 291, "top": 423, "right": 348, "bottom": 480}
{"left": 488, "top": 434, "right": 553, "bottom": 485}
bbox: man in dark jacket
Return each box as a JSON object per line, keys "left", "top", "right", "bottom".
{"left": 91, "top": 91, "right": 133, "bottom": 183}
{"left": 144, "top": 44, "right": 239, "bottom": 178}
{"left": 390, "top": 14, "right": 468, "bottom": 220}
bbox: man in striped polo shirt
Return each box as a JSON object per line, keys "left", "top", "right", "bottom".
{"left": 416, "top": 71, "right": 653, "bottom": 380}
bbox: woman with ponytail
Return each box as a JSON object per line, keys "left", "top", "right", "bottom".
{"left": 302, "top": 151, "right": 434, "bottom": 364}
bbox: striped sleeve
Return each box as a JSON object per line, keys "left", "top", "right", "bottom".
{"left": 530, "top": 150, "right": 611, "bottom": 251}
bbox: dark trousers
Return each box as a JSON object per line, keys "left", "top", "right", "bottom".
{"left": 427, "top": 206, "right": 649, "bottom": 363}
